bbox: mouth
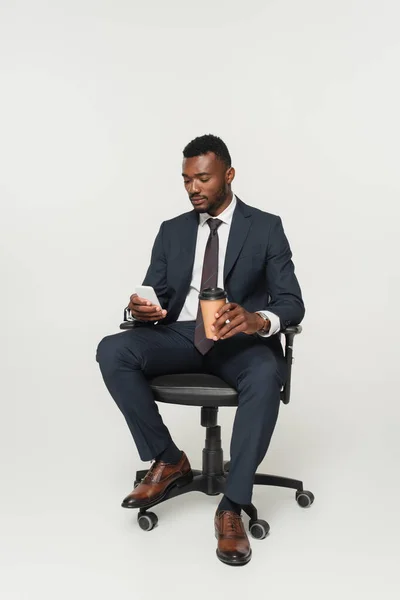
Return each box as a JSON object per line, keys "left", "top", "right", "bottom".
{"left": 191, "top": 197, "right": 205, "bottom": 205}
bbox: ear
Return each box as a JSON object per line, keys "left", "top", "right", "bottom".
{"left": 226, "top": 167, "right": 235, "bottom": 184}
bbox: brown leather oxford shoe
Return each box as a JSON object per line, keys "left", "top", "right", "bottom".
{"left": 121, "top": 451, "right": 193, "bottom": 509}
{"left": 214, "top": 510, "right": 252, "bottom": 566}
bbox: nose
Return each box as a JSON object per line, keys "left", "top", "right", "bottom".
{"left": 189, "top": 181, "right": 201, "bottom": 195}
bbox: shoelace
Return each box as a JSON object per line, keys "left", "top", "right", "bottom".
{"left": 224, "top": 512, "right": 243, "bottom": 536}
{"left": 142, "top": 459, "right": 164, "bottom": 483}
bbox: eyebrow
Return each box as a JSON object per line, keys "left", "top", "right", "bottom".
{"left": 182, "top": 172, "right": 211, "bottom": 177}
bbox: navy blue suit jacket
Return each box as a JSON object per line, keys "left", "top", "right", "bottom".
{"left": 139, "top": 197, "right": 305, "bottom": 350}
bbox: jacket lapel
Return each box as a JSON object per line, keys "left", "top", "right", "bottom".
{"left": 223, "top": 197, "right": 252, "bottom": 283}
{"left": 181, "top": 209, "right": 199, "bottom": 279}
{"left": 169, "top": 210, "right": 199, "bottom": 318}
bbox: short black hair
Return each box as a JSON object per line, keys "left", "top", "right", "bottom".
{"left": 183, "top": 134, "right": 232, "bottom": 168}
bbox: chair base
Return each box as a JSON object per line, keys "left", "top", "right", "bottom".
{"left": 133, "top": 408, "right": 314, "bottom": 526}
{"left": 134, "top": 466, "right": 308, "bottom": 522}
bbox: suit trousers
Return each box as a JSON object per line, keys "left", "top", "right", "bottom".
{"left": 96, "top": 320, "right": 287, "bottom": 506}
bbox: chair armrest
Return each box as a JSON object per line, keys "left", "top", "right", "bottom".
{"left": 119, "top": 306, "right": 152, "bottom": 330}
{"left": 120, "top": 306, "right": 151, "bottom": 330}
{"left": 120, "top": 320, "right": 138, "bottom": 330}
{"left": 281, "top": 325, "right": 302, "bottom": 336}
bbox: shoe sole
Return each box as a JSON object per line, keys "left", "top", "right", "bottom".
{"left": 216, "top": 549, "right": 252, "bottom": 566}
{"left": 121, "top": 470, "right": 194, "bottom": 509}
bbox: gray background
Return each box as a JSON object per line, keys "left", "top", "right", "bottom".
{"left": 1, "top": 0, "right": 399, "bottom": 598}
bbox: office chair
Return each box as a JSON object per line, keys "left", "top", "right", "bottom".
{"left": 119, "top": 320, "right": 314, "bottom": 540}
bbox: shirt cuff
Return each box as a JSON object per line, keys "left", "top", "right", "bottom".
{"left": 255, "top": 311, "right": 280, "bottom": 338}
{"left": 124, "top": 308, "right": 158, "bottom": 325}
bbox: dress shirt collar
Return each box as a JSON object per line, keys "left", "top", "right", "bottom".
{"left": 198, "top": 193, "right": 237, "bottom": 227}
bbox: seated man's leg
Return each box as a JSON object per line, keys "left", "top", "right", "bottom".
{"left": 96, "top": 322, "right": 202, "bottom": 462}
{"left": 205, "top": 334, "right": 287, "bottom": 507}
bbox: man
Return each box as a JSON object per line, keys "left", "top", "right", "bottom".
{"left": 96, "top": 134, "right": 305, "bottom": 566}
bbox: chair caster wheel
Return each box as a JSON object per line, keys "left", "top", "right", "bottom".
{"left": 137, "top": 512, "right": 158, "bottom": 531}
{"left": 249, "top": 519, "right": 270, "bottom": 540}
{"left": 296, "top": 490, "right": 314, "bottom": 508}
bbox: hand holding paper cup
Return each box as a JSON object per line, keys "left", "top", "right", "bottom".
{"left": 198, "top": 287, "right": 228, "bottom": 339}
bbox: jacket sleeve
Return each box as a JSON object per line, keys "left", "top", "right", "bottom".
{"left": 265, "top": 216, "right": 305, "bottom": 329}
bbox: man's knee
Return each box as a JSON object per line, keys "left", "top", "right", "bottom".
{"left": 96, "top": 333, "right": 117, "bottom": 367}
{"left": 96, "top": 332, "right": 135, "bottom": 370}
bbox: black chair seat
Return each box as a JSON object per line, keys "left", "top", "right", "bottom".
{"left": 149, "top": 373, "right": 238, "bottom": 407}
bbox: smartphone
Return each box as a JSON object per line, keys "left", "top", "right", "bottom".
{"left": 135, "top": 285, "right": 161, "bottom": 307}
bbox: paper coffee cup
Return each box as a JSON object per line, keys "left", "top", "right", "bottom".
{"left": 198, "top": 287, "right": 228, "bottom": 339}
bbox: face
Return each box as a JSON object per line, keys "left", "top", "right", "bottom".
{"left": 182, "top": 152, "right": 235, "bottom": 216}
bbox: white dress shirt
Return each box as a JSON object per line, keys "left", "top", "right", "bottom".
{"left": 131, "top": 193, "right": 280, "bottom": 337}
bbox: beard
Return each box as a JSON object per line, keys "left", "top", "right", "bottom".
{"left": 192, "top": 185, "right": 227, "bottom": 214}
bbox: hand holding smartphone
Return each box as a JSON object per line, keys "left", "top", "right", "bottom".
{"left": 128, "top": 285, "right": 167, "bottom": 322}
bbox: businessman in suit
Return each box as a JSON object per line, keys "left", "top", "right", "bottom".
{"left": 96, "top": 134, "right": 305, "bottom": 566}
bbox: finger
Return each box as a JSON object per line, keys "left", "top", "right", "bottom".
{"left": 130, "top": 293, "right": 144, "bottom": 304}
{"left": 132, "top": 308, "right": 167, "bottom": 319}
{"left": 219, "top": 322, "right": 246, "bottom": 340}
{"left": 129, "top": 300, "right": 154, "bottom": 311}
{"left": 142, "top": 313, "right": 166, "bottom": 321}
{"left": 133, "top": 304, "right": 162, "bottom": 314}
{"left": 213, "top": 302, "right": 235, "bottom": 320}
{"left": 131, "top": 295, "right": 153, "bottom": 306}
{"left": 212, "top": 307, "right": 239, "bottom": 331}
{"left": 213, "top": 315, "right": 245, "bottom": 340}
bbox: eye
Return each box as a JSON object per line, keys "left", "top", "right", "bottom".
{"left": 200, "top": 178, "right": 210, "bottom": 182}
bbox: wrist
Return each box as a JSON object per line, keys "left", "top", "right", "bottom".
{"left": 255, "top": 312, "right": 270, "bottom": 333}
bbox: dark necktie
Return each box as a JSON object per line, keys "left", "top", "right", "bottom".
{"left": 194, "top": 218, "right": 223, "bottom": 355}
